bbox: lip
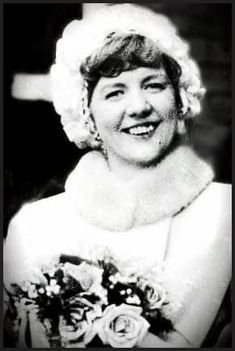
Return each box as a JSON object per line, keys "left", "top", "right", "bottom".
{"left": 121, "top": 121, "right": 161, "bottom": 136}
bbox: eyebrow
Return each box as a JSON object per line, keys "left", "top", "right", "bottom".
{"left": 142, "top": 74, "right": 169, "bottom": 84}
{"left": 99, "top": 73, "right": 169, "bottom": 93}
{"left": 100, "top": 83, "right": 126, "bottom": 93}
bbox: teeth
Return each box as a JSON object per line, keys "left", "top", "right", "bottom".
{"left": 128, "top": 124, "right": 154, "bottom": 135}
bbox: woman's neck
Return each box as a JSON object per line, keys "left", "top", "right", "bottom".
{"left": 105, "top": 137, "right": 181, "bottom": 180}
{"left": 106, "top": 151, "right": 160, "bottom": 181}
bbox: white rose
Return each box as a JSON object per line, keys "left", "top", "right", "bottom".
{"left": 140, "top": 281, "right": 166, "bottom": 310}
{"left": 63, "top": 262, "right": 103, "bottom": 291}
{"left": 59, "top": 317, "right": 96, "bottom": 347}
{"left": 96, "top": 303, "right": 150, "bottom": 347}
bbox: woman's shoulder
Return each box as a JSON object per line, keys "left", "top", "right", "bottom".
{"left": 6, "top": 190, "right": 85, "bottom": 249}
{"left": 169, "top": 181, "right": 231, "bottom": 265}
{"left": 4, "top": 193, "right": 80, "bottom": 284}
{"left": 174, "top": 181, "right": 231, "bottom": 238}
{"left": 11, "top": 192, "right": 70, "bottom": 223}
{"left": 192, "top": 180, "right": 231, "bottom": 228}
{"left": 188, "top": 181, "right": 231, "bottom": 212}
{"left": 199, "top": 181, "right": 231, "bottom": 205}
{"left": 167, "top": 180, "right": 231, "bottom": 301}
{"left": 7, "top": 192, "right": 79, "bottom": 237}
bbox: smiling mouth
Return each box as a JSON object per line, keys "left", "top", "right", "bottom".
{"left": 122, "top": 121, "right": 161, "bottom": 136}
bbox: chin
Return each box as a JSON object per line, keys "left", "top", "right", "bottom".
{"left": 121, "top": 145, "right": 167, "bottom": 167}
{"left": 116, "top": 126, "right": 176, "bottom": 166}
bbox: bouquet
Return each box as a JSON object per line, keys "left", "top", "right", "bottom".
{"left": 4, "top": 254, "right": 173, "bottom": 348}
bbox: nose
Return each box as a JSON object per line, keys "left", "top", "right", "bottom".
{"left": 126, "top": 90, "right": 152, "bottom": 118}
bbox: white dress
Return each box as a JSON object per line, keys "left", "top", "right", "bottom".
{"left": 4, "top": 145, "right": 231, "bottom": 347}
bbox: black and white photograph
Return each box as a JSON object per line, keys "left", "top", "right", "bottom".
{"left": 3, "top": 2, "right": 232, "bottom": 348}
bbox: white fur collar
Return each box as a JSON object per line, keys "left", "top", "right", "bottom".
{"left": 65, "top": 144, "right": 214, "bottom": 231}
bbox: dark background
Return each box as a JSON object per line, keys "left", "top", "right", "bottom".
{"left": 4, "top": 3, "right": 231, "bottom": 236}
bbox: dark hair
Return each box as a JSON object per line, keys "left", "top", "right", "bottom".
{"left": 80, "top": 33, "right": 182, "bottom": 107}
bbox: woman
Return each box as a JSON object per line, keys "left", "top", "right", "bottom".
{"left": 4, "top": 4, "right": 231, "bottom": 348}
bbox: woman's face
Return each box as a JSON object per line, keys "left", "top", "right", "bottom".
{"left": 90, "top": 66, "right": 178, "bottom": 167}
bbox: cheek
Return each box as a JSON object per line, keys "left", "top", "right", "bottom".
{"left": 91, "top": 114, "right": 116, "bottom": 144}
{"left": 155, "top": 120, "right": 177, "bottom": 149}
{"left": 90, "top": 104, "right": 107, "bottom": 132}
{"left": 150, "top": 91, "right": 177, "bottom": 118}
{"left": 92, "top": 103, "right": 123, "bottom": 133}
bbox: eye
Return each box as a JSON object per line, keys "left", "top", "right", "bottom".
{"left": 105, "top": 90, "right": 124, "bottom": 101}
{"left": 144, "top": 82, "right": 166, "bottom": 92}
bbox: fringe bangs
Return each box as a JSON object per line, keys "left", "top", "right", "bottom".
{"left": 81, "top": 34, "right": 165, "bottom": 101}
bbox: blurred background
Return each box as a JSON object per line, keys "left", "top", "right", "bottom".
{"left": 4, "top": 3, "right": 231, "bottom": 237}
